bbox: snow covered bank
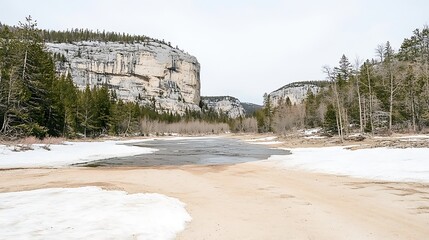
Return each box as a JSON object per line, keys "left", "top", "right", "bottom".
{"left": 269, "top": 147, "right": 429, "bottom": 183}
{"left": 0, "top": 187, "right": 191, "bottom": 240}
{"left": 245, "top": 136, "right": 278, "bottom": 142}
{"left": 244, "top": 136, "right": 283, "bottom": 145}
{"left": 0, "top": 140, "right": 157, "bottom": 168}
{"left": 249, "top": 141, "right": 284, "bottom": 145}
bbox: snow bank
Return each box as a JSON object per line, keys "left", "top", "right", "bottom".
{"left": 303, "top": 128, "right": 321, "bottom": 135}
{"left": 249, "top": 141, "right": 284, "bottom": 145}
{"left": 245, "top": 136, "right": 278, "bottom": 142}
{"left": 303, "top": 136, "right": 326, "bottom": 139}
{"left": 0, "top": 140, "right": 157, "bottom": 168}
{"left": 373, "top": 135, "right": 429, "bottom": 141}
{"left": 0, "top": 187, "right": 191, "bottom": 240}
{"left": 270, "top": 146, "right": 429, "bottom": 183}
{"left": 245, "top": 136, "right": 283, "bottom": 145}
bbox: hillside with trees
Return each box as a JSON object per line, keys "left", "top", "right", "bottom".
{"left": 0, "top": 17, "right": 245, "bottom": 139}
{"left": 257, "top": 25, "right": 429, "bottom": 137}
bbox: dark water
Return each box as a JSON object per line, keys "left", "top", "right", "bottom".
{"left": 76, "top": 137, "right": 290, "bottom": 167}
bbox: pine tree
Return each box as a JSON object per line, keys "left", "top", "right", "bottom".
{"left": 261, "top": 93, "right": 272, "bottom": 132}
{"left": 78, "top": 85, "right": 96, "bottom": 137}
{"left": 0, "top": 16, "right": 58, "bottom": 138}
{"left": 93, "top": 84, "right": 111, "bottom": 135}
{"left": 324, "top": 103, "right": 337, "bottom": 133}
{"left": 304, "top": 89, "right": 318, "bottom": 127}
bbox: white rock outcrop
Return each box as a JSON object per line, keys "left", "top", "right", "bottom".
{"left": 46, "top": 41, "right": 201, "bottom": 114}
{"left": 201, "top": 96, "right": 246, "bottom": 118}
{"left": 268, "top": 81, "right": 324, "bottom": 108}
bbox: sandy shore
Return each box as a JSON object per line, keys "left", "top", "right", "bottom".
{"left": 1, "top": 161, "right": 428, "bottom": 240}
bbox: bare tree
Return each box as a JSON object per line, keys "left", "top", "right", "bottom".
{"left": 323, "top": 65, "right": 343, "bottom": 141}
{"left": 354, "top": 57, "right": 363, "bottom": 133}
{"left": 383, "top": 42, "right": 402, "bottom": 132}
{"left": 364, "top": 61, "right": 375, "bottom": 135}
{"left": 375, "top": 44, "right": 385, "bottom": 63}
{"left": 139, "top": 118, "right": 230, "bottom": 135}
{"left": 272, "top": 103, "right": 305, "bottom": 135}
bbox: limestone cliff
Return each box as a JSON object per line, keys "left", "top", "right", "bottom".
{"left": 268, "top": 81, "right": 328, "bottom": 108}
{"left": 201, "top": 96, "right": 246, "bottom": 118}
{"left": 46, "top": 41, "right": 200, "bottom": 114}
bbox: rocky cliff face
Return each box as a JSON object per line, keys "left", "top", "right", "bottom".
{"left": 268, "top": 81, "right": 327, "bottom": 108}
{"left": 46, "top": 41, "right": 201, "bottom": 114}
{"left": 201, "top": 96, "right": 246, "bottom": 118}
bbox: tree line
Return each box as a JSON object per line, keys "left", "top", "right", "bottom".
{"left": 257, "top": 25, "right": 429, "bottom": 137}
{"left": 1, "top": 17, "right": 253, "bottom": 140}
{"left": 0, "top": 20, "right": 175, "bottom": 47}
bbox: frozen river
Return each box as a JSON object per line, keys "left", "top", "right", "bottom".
{"left": 78, "top": 137, "right": 290, "bottom": 167}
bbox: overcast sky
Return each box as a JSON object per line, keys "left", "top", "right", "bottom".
{"left": 1, "top": 0, "right": 428, "bottom": 104}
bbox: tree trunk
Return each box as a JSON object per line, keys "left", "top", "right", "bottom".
{"left": 1, "top": 71, "right": 15, "bottom": 134}
{"left": 63, "top": 111, "right": 67, "bottom": 137}
{"left": 356, "top": 77, "right": 363, "bottom": 133}
{"left": 411, "top": 95, "right": 416, "bottom": 132}
{"left": 389, "top": 71, "right": 394, "bottom": 132}
{"left": 362, "top": 98, "right": 367, "bottom": 127}
{"left": 124, "top": 110, "right": 132, "bottom": 137}
{"left": 22, "top": 50, "right": 27, "bottom": 80}
{"left": 333, "top": 81, "right": 343, "bottom": 141}
{"left": 366, "top": 66, "right": 374, "bottom": 135}
{"left": 335, "top": 110, "right": 341, "bottom": 139}
{"left": 409, "top": 77, "right": 417, "bottom": 132}
{"left": 342, "top": 106, "right": 349, "bottom": 135}
{"left": 84, "top": 109, "right": 88, "bottom": 138}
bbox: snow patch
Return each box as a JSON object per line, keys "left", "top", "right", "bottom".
{"left": 397, "top": 135, "right": 429, "bottom": 139}
{"left": 0, "top": 140, "right": 157, "bottom": 168}
{"left": 303, "top": 136, "right": 326, "bottom": 139}
{"left": 249, "top": 141, "right": 283, "bottom": 145}
{"left": 0, "top": 187, "right": 191, "bottom": 240}
{"left": 245, "top": 136, "right": 278, "bottom": 142}
{"left": 270, "top": 146, "right": 429, "bottom": 183}
{"left": 303, "top": 128, "right": 321, "bottom": 135}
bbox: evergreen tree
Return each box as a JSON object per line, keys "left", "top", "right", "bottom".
{"left": 78, "top": 85, "right": 96, "bottom": 137}
{"left": 93, "top": 84, "right": 111, "bottom": 135}
{"left": 1, "top": 16, "right": 58, "bottom": 138}
{"left": 304, "top": 90, "right": 318, "bottom": 127}
{"left": 324, "top": 103, "right": 337, "bottom": 133}
{"left": 261, "top": 93, "right": 272, "bottom": 132}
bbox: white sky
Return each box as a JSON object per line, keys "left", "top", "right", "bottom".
{"left": 1, "top": 0, "right": 428, "bottom": 104}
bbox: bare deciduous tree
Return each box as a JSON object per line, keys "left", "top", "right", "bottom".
{"left": 354, "top": 57, "right": 364, "bottom": 133}
{"left": 323, "top": 65, "right": 344, "bottom": 141}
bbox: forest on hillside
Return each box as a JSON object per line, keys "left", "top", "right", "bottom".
{"left": 0, "top": 20, "right": 177, "bottom": 47}
{"left": 0, "top": 17, "right": 255, "bottom": 140}
{"left": 5, "top": 17, "right": 427, "bottom": 140}
{"left": 257, "top": 25, "right": 429, "bottom": 137}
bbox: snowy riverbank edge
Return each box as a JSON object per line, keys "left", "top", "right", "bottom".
{"left": 0, "top": 139, "right": 158, "bottom": 168}
{"left": 243, "top": 135, "right": 429, "bottom": 183}
{"left": 268, "top": 146, "right": 429, "bottom": 183}
{"left": 0, "top": 139, "right": 194, "bottom": 240}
